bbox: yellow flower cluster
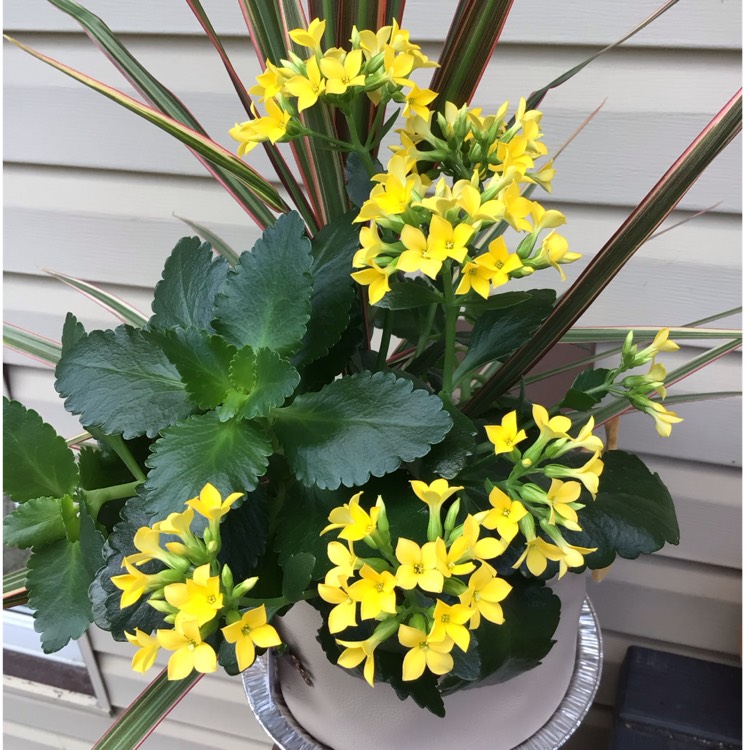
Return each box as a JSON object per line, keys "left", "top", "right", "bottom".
{"left": 113, "top": 484, "right": 281, "bottom": 680}
{"left": 351, "top": 100, "right": 580, "bottom": 304}
{"left": 318, "top": 483, "right": 512, "bottom": 685}
{"left": 230, "top": 18, "right": 438, "bottom": 155}
{"left": 482, "top": 404, "right": 603, "bottom": 577}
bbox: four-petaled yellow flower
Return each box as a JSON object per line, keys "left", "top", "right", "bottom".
{"left": 486, "top": 411, "right": 526, "bottom": 454}
{"left": 426, "top": 215, "right": 474, "bottom": 263}
{"left": 539, "top": 232, "right": 580, "bottom": 280}
{"left": 289, "top": 18, "right": 326, "bottom": 50}
{"left": 513, "top": 536, "right": 566, "bottom": 577}
{"left": 545, "top": 452, "right": 604, "bottom": 498}
{"left": 348, "top": 565, "right": 398, "bottom": 620}
{"left": 476, "top": 487, "right": 528, "bottom": 543}
{"left": 410, "top": 478, "right": 463, "bottom": 514}
{"left": 643, "top": 401, "right": 684, "bottom": 438}
{"left": 456, "top": 259, "right": 496, "bottom": 299}
{"left": 532, "top": 403, "right": 572, "bottom": 442}
{"left": 125, "top": 628, "right": 161, "bottom": 673}
{"left": 112, "top": 561, "right": 161, "bottom": 608}
{"left": 399, "top": 625, "right": 453, "bottom": 681}
{"left": 320, "top": 49, "right": 366, "bottom": 95}
{"left": 475, "top": 236, "right": 523, "bottom": 288}
{"left": 321, "top": 492, "right": 381, "bottom": 541}
{"left": 395, "top": 539, "right": 443, "bottom": 593}
{"left": 351, "top": 260, "right": 395, "bottom": 304}
{"left": 157, "top": 618, "right": 218, "bottom": 680}
{"left": 546, "top": 479, "right": 583, "bottom": 531}
{"left": 285, "top": 57, "right": 326, "bottom": 112}
{"left": 186, "top": 483, "right": 243, "bottom": 521}
{"left": 164, "top": 564, "right": 224, "bottom": 626}
{"left": 458, "top": 514, "right": 505, "bottom": 562}
{"left": 324, "top": 541, "right": 359, "bottom": 586}
{"left": 435, "top": 536, "right": 476, "bottom": 577}
{"left": 459, "top": 563, "right": 512, "bottom": 629}
{"left": 430, "top": 600, "right": 473, "bottom": 652}
{"left": 221, "top": 605, "right": 282, "bottom": 671}
{"left": 336, "top": 637, "right": 379, "bottom": 686}
{"left": 318, "top": 578, "right": 358, "bottom": 633}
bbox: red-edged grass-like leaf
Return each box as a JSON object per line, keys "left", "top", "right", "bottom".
{"left": 186, "top": 0, "right": 319, "bottom": 230}
{"left": 173, "top": 214, "right": 240, "bottom": 266}
{"left": 239, "top": 0, "right": 349, "bottom": 224}
{"left": 429, "top": 0, "right": 515, "bottom": 111}
{"left": 93, "top": 668, "right": 203, "bottom": 750}
{"left": 44, "top": 0, "right": 281, "bottom": 228}
{"left": 5, "top": 34, "right": 286, "bottom": 220}
{"left": 3, "top": 323, "right": 61, "bottom": 367}
{"left": 464, "top": 90, "right": 742, "bottom": 416}
{"left": 4, "top": 569, "right": 29, "bottom": 609}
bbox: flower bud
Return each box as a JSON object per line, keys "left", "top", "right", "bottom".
{"left": 221, "top": 564, "right": 234, "bottom": 592}
{"left": 443, "top": 498, "right": 462, "bottom": 537}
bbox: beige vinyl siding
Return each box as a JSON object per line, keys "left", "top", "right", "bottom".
{"left": 3, "top": 1, "right": 741, "bottom": 746}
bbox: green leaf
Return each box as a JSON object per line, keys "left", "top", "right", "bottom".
{"left": 294, "top": 211, "right": 359, "bottom": 366}
{"left": 79, "top": 500, "right": 106, "bottom": 579}
{"left": 418, "top": 397, "right": 477, "bottom": 480}
{"left": 55, "top": 325, "right": 195, "bottom": 439}
{"left": 4, "top": 568, "right": 28, "bottom": 595}
{"left": 440, "top": 578, "right": 560, "bottom": 695}
{"left": 61, "top": 312, "right": 86, "bottom": 353}
{"left": 150, "top": 237, "right": 229, "bottom": 331}
{"left": 561, "top": 450, "right": 679, "bottom": 568}
{"left": 454, "top": 289, "right": 556, "bottom": 381}
{"left": 213, "top": 212, "right": 313, "bottom": 355}
{"left": 559, "top": 367, "right": 610, "bottom": 411}
{"left": 92, "top": 667, "right": 201, "bottom": 750}
{"left": 225, "top": 347, "right": 300, "bottom": 420}
{"left": 217, "top": 485, "right": 269, "bottom": 578}
{"left": 27, "top": 537, "right": 94, "bottom": 652}
{"left": 375, "top": 280, "right": 443, "bottom": 310}
{"left": 3, "top": 399, "right": 79, "bottom": 502}
{"left": 3, "top": 497, "right": 66, "bottom": 549}
{"left": 153, "top": 328, "right": 236, "bottom": 410}
{"left": 3, "top": 323, "right": 61, "bottom": 366}
{"left": 345, "top": 152, "right": 382, "bottom": 207}
{"left": 282, "top": 553, "right": 316, "bottom": 602}
{"left": 143, "top": 412, "right": 272, "bottom": 521}
{"left": 274, "top": 371, "right": 452, "bottom": 489}
{"left": 461, "top": 290, "right": 532, "bottom": 313}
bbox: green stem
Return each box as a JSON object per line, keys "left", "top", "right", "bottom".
{"left": 87, "top": 428, "right": 146, "bottom": 482}
{"left": 344, "top": 110, "right": 378, "bottom": 176}
{"left": 84, "top": 480, "right": 142, "bottom": 519}
{"left": 60, "top": 495, "right": 80, "bottom": 542}
{"left": 441, "top": 265, "right": 459, "bottom": 398}
{"left": 376, "top": 310, "right": 394, "bottom": 371}
{"left": 416, "top": 303, "right": 438, "bottom": 356}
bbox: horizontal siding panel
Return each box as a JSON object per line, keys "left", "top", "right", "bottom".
{"left": 4, "top": 0, "right": 741, "bottom": 49}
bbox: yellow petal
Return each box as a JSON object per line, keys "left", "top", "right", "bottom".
{"left": 167, "top": 648, "right": 194, "bottom": 680}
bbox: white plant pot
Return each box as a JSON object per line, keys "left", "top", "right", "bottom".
{"left": 276, "top": 573, "right": 588, "bottom": 750}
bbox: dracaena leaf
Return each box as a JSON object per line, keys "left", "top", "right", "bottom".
{"left": 3, "top": 323, "right": 61, "bottom": 366}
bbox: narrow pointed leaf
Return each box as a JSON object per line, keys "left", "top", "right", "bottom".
{"left": 465, "top": 91, "right": 742, "bottom": 416}
{"left": 4, "top": 569, "right": 28, "bottom": 595}
{"left": 92, "top": 668, "right": 202, "bottom": 750}
{"left": 174, "top": 215, "right": 240, "bottom": 266}
{"left": 4, "top": 323, "right": 61, "bottom": 366}
{"left": 45, "top": 269, "right": 149, "bottom": 327}
{"left": 684, "top": 307, "right": 741, "bottom": 327}
{"left": 660, "top": 391, "right": 742, "bottom": 406}
{"left": 560, "top": 326, "right": 741, "bottom": 344}
{"left": 5, "top": 35, "right": 285, "bottom": 214}
{"left": 429, "top": 1, "right": 515, "bottom": 110}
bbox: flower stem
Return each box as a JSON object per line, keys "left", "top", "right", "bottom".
{"left": 441, "top": 264, "right": 459, "bottom": 398}
{"left": 84, "top": 480, "right": 142, "bottom": 519}
{"left": 87, "top": 427, "right": 146, "bottom": 482}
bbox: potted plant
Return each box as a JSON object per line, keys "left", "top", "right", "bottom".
{"left": 3, "top": 1, "right": 741, "bottom": 748}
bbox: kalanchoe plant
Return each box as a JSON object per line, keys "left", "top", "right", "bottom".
{"left": 2, "top": 0, "right": 742, "bottom": 743}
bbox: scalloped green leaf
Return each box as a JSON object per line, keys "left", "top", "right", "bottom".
{"left": 150, "top": 237, "right": 229, "bottom": 331}
{"left": 273, "top": 371, "right": 452, "bottom": 489}
{"left": 213, "top": 212, "right": 313, "bottom": 355}
{"left": 561, "top": 450, "right": 679, "bottom": 568}
{"left": 55, "top": 325, "right": 195, "bottom": 439}
{"left": 3, "top": 399, "right": 79, "bottom": 502}
{"left": 143, "top": 412, "right": 272, "bottom": 521}
{"left": 3, "top": 497, "right": 66, "bottom": 549}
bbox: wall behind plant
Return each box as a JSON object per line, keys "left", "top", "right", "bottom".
{"left": 3, "top": 1, "right": 741, "bottom": 747}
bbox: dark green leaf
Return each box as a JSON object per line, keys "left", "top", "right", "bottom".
{"left": 78, "top": 440, "right": 150, "bottom": 491}
{"left": 3, "top": 497, "right": 66, "bottom": 549}
{"left": 55, "top": 326, "right": 195, "bottom": 439}
{"left": 274, "top": 371, "right": 452, "bottom": 489}
{"left": 418, "top": 397, "right": 478, "bottom": 480}
{"left": 561, "top": 450, "right": 679, "bottom": 568}
{"left": 217, "top": 485, "right": 269, "bottom": 579}
{"left": 375, "top": 280, "right": 443, "bottom": 310}
{"left": 27, "top": 537, "right": 94, "bottom": 652}
{"left": 174, "top": 215, "right": 239, "bottom": 266}
{"left": 61, "top": 312, "right": 86, "bottom": 353}
{"left": 213, "top": 212, "right": 313, "bottom": 355}
{"left": 3, "top": 399, "right": 79, "bottom": 502}
{"left": 152, "top": 327, "right": 236, "bottom": 410}
{"left": 282, "top": 553, "right": 316, "bottom": 602}
{"left": 79, "top": 500, "right": 106, "bottom": 579}
{"left": 294, "top": 211, "right": 359, "bottom": 366}
{"left": 150, "top": 237, "right": 229, "bottom": 331}
{"left": 454, "top": 289, "right": 556, "bottom": 380}
{"left": 440, "top": 578, "right": 560, "bottom": 694}
{"left": 345, "top": 153, "right": 382, "bottom": 207}
{"left": 461, "top": 290, "right": 532, "bottom": 313}
{"left": 559, "top": 368, "right": 611, "bottom": 412}
{"left": 143, "top": 412, "right": 272, "bottom": 521}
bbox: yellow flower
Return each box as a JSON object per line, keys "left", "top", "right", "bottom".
{"left": 353, "top": 224, "right": 390, "bottom": 268}
{"left": 398, "top": 625, "right": 453, "bottom": 681}
{"left": 351, "top": 260, "right": 395, "bottom": 304}
{"left": 643, "top": 401, "right": 684, "bottom": 437}
{"left": 153, "top": 507, "right": 195, "bottom": 540}
{"left": 356, "top": 25, "right": 392, "bottom": 60}
{"left": 546, "top": 479, "right": 583, "bottom": 531}
{"left": 459, "top": 514, "right": 505, "bottom": 562}
{"left": 403, "top": 82, "right": 438, "bottom": 121}
{"left": 285, "top": 57, "right": 326, "bottom": 112}
{"left": 396, "top": 224, "right": 444, "bottom": 279}
{"left": 513, "top": 536, "right": 566, "bottom": 577}
{"left": 186, "top": 483, "right": 243, "bottom": 521}
{"left": 132, "top": 526, "right": 169, "bottom": 565}
{"left": 430, "top": 600, "right": 473, "bottom": 652}
{"left": 529, "top": 201, "right": 566, "bottom": 232}
{"left": 459, "top": 563, "right": 512, "bottom": 629}
{"left": 544, "top": 452, "right": 605, "bottom": 498}
{"left": 473, "top": 236, "right": 523, "bottom": 288}
{"left": 434, "top": 536, "right": 476, "bottom": 577}
{"left": 229, "top": 99, "right": 292, "bottom": 156}
{"left": 249, "top": 60, "right": 287, "bottom": 100}
{"left": 644, "top": 328, "right": 680, "bottom": 357}
{"left": 538, "top": 232, "right": 580, "bottom": 280}
{"left": 491, "top": 136, "right": 534, "bottom": 176}
{"left": 348, "top": 565, "right": 397, "bottom": 620}
{"left": 289, "top": 18, "right": 326, "bottom": 50}
{"left": 532, "top": 403, "right": 571, "bottom": 442}
{"left": 395, "top": 539, "right": 443, "bottom": 593}
{"left": 125, "top": 628, "right": 161, "bottom": 673}
{"left": 570, "top": 417, "right": 605, "bottom": 454}
{"left": 112, "top": 561, "right": 161, "bottom": 608}
{"left": 428, "top": 216, "right": 475, "bottom": 263}
{"left": 164, "top": 564, "right": 224, "bottom": 626}
{"left": 485, "top": 411, "right": 526, "bottom": 454}
{"left": 317, "top": 579, "right": 358, "bottom": 633}
{"left": 221, "top": 605, "right": 281, "bottom": 671}
{"left": 321, "top": 492, "right": 380, "bottom": 541}
{"left": 382, "top": 45, "right": 415, "bottom": 87}
{"left": 456, "top": 259, "right": 495, "bottom": 298}
{"left": 324, "top": 541, "right": 359, "bottom": 586}
{"left": 476, "top": 487, "right": 528, "bottom": 544}
{"left": 157, "top": 618, "right": 217, "bottom": 680}
{"left": 555, "top": 539, "right": 597, "bottom": 578}
{"left": 320, "top": 49, "right": 366, "bottom": 95}
{"left": 336, "top": 637, "right": 378, "bottom": 686}
{"left": 499, "top": 181, "right": 533, "bottom": 232}
{"left": 409, "top": 478, "right": 463, "bottom": 514}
